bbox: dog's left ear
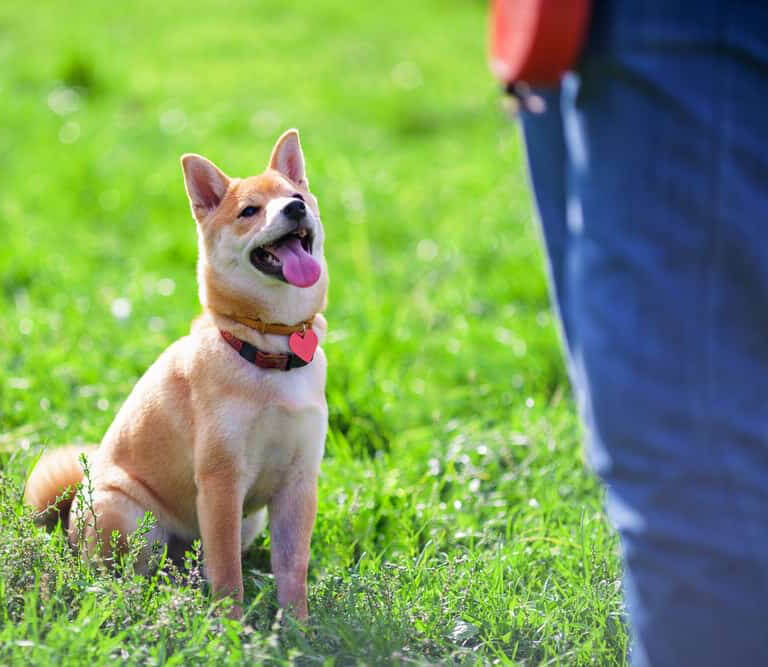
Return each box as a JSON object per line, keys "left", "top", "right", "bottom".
{"left": 180, "top": 154, "right": 231, "bottom": 223}
{"left": 269, "top": 129, "right": 308, "bottom": 188}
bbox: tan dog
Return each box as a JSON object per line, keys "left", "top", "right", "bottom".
{"left": 24, "top": 129, "right": 329, "bottom": 619}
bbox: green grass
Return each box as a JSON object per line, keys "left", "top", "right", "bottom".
{"left": 0, "top": 0, "right": 627, "bottom": 663}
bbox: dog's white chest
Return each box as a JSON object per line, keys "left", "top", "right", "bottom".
{"left": 245, "top": 403, "right": 325, "bottom": 510}
{"left": 215, "top": 358, "right": 327, "bottom": 512}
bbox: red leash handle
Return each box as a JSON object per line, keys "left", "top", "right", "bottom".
{"left": 489, "top": 0, "right": 592, "bottom": 88}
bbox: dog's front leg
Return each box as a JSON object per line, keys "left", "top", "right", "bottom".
{"left": 196, "top": 473, "right": 244, "bottom": 618}
{"left": 268, "top": 476, "right": 317, "bottom": 620}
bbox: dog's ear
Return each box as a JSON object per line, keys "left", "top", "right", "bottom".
{"left": 269, "top": 129, "right": 308, "bottom": 188}
{"left": 180, "top": 154, "right": 230, "bottom": 222}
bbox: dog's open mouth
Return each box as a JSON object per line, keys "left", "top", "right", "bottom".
{"left": 249, "top": 228, "right": 321, "bottom": 288}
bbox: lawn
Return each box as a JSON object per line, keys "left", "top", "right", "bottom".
{"left": 0, "top": 0, "right": 627, "bottom": 664}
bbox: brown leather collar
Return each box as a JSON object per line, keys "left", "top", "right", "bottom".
{"left": 225, "top": 313, "right": 314, "bottom": 335}
{"left": 220, "top": 330, "right": 309, "bottom": 371}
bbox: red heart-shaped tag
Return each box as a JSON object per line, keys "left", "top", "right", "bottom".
{"left": 289, "top": 329, "right": 318, "bottom": 363}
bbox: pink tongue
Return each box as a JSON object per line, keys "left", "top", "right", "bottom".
{"left": 272, "top": 237, "right": 321, "bottom": 287}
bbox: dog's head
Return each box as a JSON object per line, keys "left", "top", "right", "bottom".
{"left": 181, "top": 130, "right": 328, "bottom": 323}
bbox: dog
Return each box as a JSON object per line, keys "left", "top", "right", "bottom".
{"left": 24, "top": 129, "right": 329, "bottom": 619}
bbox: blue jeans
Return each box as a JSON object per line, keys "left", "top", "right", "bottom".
{"left": 519, "top": 2, "right": 768, "bottom": 665}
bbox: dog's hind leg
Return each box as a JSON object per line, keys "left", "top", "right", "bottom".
{"left": 68, "top": 488, "right": 170, "bottom": 574}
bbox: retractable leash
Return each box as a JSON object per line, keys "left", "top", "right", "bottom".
{"left": 488, "top": 0, "right": 592, "bottom": 114}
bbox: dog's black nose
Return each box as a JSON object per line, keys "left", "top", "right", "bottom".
{"left": 282, "top": 199, "right": 306, "bottom": 222}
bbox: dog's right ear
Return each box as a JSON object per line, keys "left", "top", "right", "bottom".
{"left": 180, "top": 154, "right": 230, "bottom": 222}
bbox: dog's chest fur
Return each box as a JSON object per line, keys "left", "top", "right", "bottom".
{"left": 215, "top": 353, "right": 328, "bottom": 514}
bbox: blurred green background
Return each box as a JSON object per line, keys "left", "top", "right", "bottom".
{"left": 0, "top": 1, "right": 626, "bottom": 663}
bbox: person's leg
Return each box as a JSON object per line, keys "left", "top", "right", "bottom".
{"left": 559, "top": 2, "right": 768, "bottom": 664}
{"left": 519, "top": 88, "right": 576, "bottom": 353}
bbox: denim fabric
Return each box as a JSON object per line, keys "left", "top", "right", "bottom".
{"left": 519, "top": 2, "right": 768, "bottom": 665}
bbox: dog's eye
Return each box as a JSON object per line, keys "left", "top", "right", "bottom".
{"left": 292, "top": 193, "right": 304, "bottom": 202}
{"left": 239, "top": 205, "right": 261, "bottom": 218}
